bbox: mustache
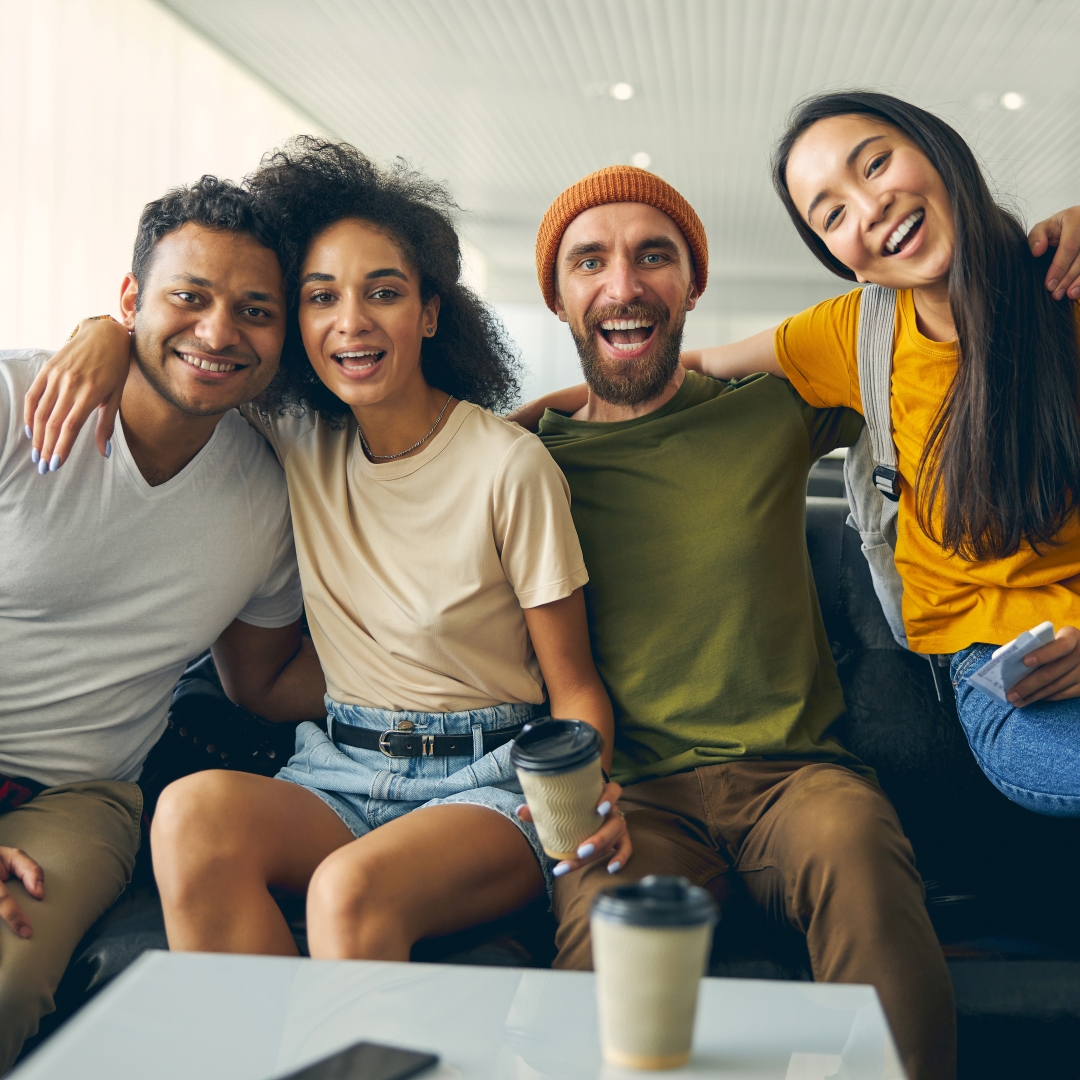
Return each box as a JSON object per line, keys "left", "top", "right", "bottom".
{"left": 583, "top": 301, "right": 670, "bottom": 335}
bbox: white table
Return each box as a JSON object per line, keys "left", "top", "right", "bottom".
{"left": 13, "top": 951, "right": 906, "bottom": 1080}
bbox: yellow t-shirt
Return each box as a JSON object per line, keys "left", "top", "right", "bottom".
{"left": 249, "top": 400, "right": 589, "bottom": 712}
{"left": 775, "top": 287, "right": 1080, "bottom": 654}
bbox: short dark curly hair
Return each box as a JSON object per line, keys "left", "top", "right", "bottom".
{"left": 131, "top": 175, "right": 278, "bottom": 307}
{"left": 246, "top": 137, "right": 521, "bottom": 419}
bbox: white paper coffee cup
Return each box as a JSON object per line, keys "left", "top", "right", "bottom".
{"left": 510, "top": 719, "right": 604, "bottom": 860}
{"left": 591, "top": 875, "right": 717, "bottom": 1070}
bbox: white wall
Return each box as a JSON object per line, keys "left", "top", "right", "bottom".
{"left": 0, "top": 0, "right": 319, "bottom": 350}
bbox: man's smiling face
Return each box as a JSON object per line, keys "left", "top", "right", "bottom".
{"left": 122, "top": 223, "right": 286, "bottom": 417}
{"left": 554, "top": 202, "right": 698, "bottom": 407}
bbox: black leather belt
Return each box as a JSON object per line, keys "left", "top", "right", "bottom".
{"left": 329, "top": 719, "right": 524, "bottom": 758}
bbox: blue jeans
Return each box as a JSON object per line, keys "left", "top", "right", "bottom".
{"left": 951, "top": 644, "right": 1080, "bottom": 816}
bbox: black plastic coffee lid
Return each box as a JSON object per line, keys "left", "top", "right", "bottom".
{"left": 591, "top": 875, "right": 718, "bottom": 927}
{"left": 509, "top": 718, "right": 601, "bottom": 774}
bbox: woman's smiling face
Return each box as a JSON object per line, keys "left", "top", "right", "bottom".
{"left": 785, "top": 114, "right": 954, "bottom": 290}
{"left": 297, "top": 217, "right": 439, "bottom": 410}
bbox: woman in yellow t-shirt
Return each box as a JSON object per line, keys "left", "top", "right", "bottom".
{"left": 28, "top": 139, "right": 631, "bottom": 958}
{"left": 687, "top": 91, "right": 1080, "bottom": 817}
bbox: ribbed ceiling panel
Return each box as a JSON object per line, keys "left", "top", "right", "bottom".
{"left": 159, "top": 0, "right": 1080, "bottom": 302}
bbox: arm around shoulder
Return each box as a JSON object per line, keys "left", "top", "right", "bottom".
{"left": 680, "top": 325, "right": 785, "bottom": 382}
{"left": 505, "top": 383, "right": 589, "bottom": 431}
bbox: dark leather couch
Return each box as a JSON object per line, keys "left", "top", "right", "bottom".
{"left": 19, "top": 484, "right": 1080, "bottom": 1079}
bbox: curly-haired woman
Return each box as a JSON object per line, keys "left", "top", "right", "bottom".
{"left": 34, "top": 139, "right": 629, "bottom": 959}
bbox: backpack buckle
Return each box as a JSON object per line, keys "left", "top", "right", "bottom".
{"left": 872, "top": 466, "right": 901, "bottom": 502}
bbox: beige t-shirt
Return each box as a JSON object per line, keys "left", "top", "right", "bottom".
{"left": 249, "top": 400, "right": 588, "bottom": 712}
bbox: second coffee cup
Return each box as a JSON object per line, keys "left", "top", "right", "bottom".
{"left": 591, "top": 875, "right": 718, "bottom": 1070}
{"left": 510, "top": 719, "right": 604, "bottom": 860}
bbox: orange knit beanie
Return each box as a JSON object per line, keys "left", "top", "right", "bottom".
{"left": 535, "top": 165, "right": 708, "bottom": 312}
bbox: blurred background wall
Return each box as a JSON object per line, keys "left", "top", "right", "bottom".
{"left": 0, "top": 0, "right": 317, "bottom": 350}
{"left": 3, "top": 0, "right": 1079, "bottom": 402}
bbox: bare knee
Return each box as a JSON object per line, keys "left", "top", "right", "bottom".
{"left": 151, "top": 772, "right": 253, "bottom": 891}
{"left": 307, "top": 847, "right": 408, "bottom": 960}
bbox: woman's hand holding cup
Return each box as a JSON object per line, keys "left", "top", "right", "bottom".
{"left": 510, "top": 718, "right": 632, "bottom": 878}
{"left": 516, "top": 779, "right": 631, "bottom": 876}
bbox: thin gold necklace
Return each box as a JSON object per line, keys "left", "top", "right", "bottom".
{"left": 357, "top": 395, "right": 453, "bottom": 461}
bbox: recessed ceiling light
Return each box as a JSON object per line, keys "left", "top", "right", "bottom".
{"left": 609, "top": 82, "right": 635, "bottom": 101}
{"left": 1000, "top": 92, "right": 1025, "bottom": 110}
{"left": 631, "top": 151, "right": 652, "bottom": 169}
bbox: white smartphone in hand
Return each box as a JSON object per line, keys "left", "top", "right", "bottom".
{"left": 966, "top": 621, "right": 1056, "bottom": 704}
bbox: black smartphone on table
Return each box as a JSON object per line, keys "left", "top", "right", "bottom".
{"left": 277, "top": 1040, "right": 439, "bottom": 1080}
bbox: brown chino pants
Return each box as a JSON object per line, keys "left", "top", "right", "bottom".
{"left": 553, "top": 760, "right": 956, "bottom": 1080}
{"left": 0, "top": 780, "right": 142, "bottom": 1074}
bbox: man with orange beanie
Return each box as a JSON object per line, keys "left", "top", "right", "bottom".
{"left": 522, "top": 166, "right": 956, "bottom": 1080}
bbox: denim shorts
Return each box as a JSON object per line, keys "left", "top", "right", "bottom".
{"left": 276, "top": 698, "right": 555, "bottom": 894}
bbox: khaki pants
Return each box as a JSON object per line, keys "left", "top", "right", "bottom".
{"left": 0, "top": 780, "right": 142, "bottom": 1074}
{"left": 553, "top": 760, "right": 956, "bottom": 1080}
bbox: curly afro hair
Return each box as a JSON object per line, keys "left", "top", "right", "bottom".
{"left": 246, "top": 137, "right": 521, "bottom": 421}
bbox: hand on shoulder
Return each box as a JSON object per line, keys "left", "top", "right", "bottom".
{"left": 24, "top": 316, "right": 132, "bottom": 469}
{"left": 1029, "top": 206, "right": 1080, "bottom": 302}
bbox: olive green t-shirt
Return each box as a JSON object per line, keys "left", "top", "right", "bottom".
{"left": 538, "top": 370, "right": 868, "bottom": 785}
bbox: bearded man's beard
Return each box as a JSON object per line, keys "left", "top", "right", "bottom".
{"left": 570, "top": 301, "right": 686, "bottom": 407}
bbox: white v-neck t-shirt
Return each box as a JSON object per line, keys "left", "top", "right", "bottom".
{"left": 0, "top": 351, "right": 303, "bottom": 787}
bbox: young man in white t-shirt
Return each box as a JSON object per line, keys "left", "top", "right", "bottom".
{"left": 0, "top": 178, "right": 325, "bottom": 1070}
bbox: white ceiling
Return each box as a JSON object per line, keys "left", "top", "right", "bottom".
{"left": 159, "top": 0, "right": 1080, "bottom": 312}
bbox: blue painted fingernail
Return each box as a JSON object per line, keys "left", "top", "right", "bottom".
{"left": 597, "top": 801, "right": 611, "bottom": 816}
{"left": 576, "top": 843, "right": 595, "bottom": 859}
{"left": 24, "top": 425, "right": 32, "bottom": 439}
{"left": 30, "top": 447, "right": 39, "bottom": 464}
{"left": 105, "top": 439, "right": 112, "bottom": 459}
{"left": 607, "top": 861, "right": 622, "bottom": 874}
{"left": 37, "top": 457, "right": 48, "bottom": 475}
{"left": 553, "top": 862, "right": 571, "bottom": 877}
{"left": 49, "top": 454, "right": 61, "bottom": 472}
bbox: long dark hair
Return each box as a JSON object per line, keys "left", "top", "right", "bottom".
{"left": 773, "top": 91, "right": 1080, "bottom": 562}
{"left": 247, "top": 137, "right": 520, "bottom": 421}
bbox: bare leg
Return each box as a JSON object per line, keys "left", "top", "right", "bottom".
{"left": 151, "top": 771, "right": 353, "bottom": 955}
{"left": 306, "top": 805, "right": 545, "bottom": 960}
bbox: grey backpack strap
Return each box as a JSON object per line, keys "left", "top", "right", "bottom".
{"left": 843, "top": 285, "right": 908, "bottom": 648}
{"left": 857, "top": 285, "right": 902, "bottom": 503}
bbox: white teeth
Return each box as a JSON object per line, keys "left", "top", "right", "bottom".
{"left": 178, "top": 353, "right": 238, "bottom": 373}
{"left": 885, "top": 210, "right": 924, "bottom": 254}
{"left": 335, "top": 350, "right": 382, "bottom": 371}
{"left": 611, "top": 341, "right": 642, "bottom": 352}
{"left": 599, "top": 319, "right": 654, "bottom": 331}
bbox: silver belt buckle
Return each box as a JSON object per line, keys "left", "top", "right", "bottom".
{"left": 379, "top": 719, "right": 417, "bottom": 758}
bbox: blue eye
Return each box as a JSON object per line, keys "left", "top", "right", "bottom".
{"left": 581, "top": 258, "right": 600, "bottom": 270}
{"left": 642, "top": 253, "right": 663, "bottom": 264}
